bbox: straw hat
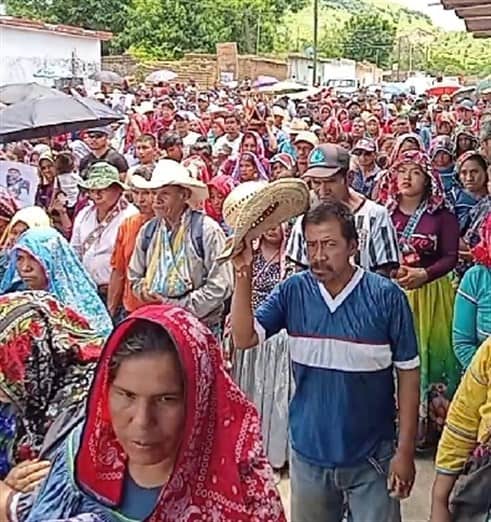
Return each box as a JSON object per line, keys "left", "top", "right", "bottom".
{"left": 131, "top": 160, "right": 208, "bottom": 208}
{"left": 217, "top": 178, "right": 310, "bottom": 263}
{"left": 287, "top": 118, "right": 308, "bottom": 135}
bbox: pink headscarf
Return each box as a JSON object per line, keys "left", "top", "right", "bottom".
{"left": 472, "top": 213, "right": 491, "bottom": 268}
{"left": 378, "top": 150, "right": 446, "bottom": 214}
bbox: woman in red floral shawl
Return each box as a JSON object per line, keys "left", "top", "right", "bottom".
{"left": 26, "top": 305, "right": 285, "bottom": 521}
{"left": 0, "top": 291, "right": 102, "bottom": 488}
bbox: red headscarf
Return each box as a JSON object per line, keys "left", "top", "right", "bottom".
{"left": 204, "top": 174, "right": 235, "bottom": 222}
{"left": 322, "top": 117, "right": 342, "bottom": 143}
{"left": 75, "top": 305, "right": 285, "bottom": 521}
{"left": 472, "top": 213, "right": 491, "bottom": 268}
{"left": 377, "top": 150, "right": 446, "bottom": 214}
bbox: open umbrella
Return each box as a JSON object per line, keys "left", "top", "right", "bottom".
{"left": 145, "top": 69, "right": 177, "bottom": 84}
{"left": 451, "top": 85, "right": 476, "bottom": 102}
{"left": 0, "top": 94, "right": 123, "bottom": 143}
{"left": 426, "top": 83, "right": 460, "bottom": 97}
{"left": 286, "top": 86, "right": 322, "bottom": 100}
{"left": 0, "top": 83, "right": 64, "bottom": 105}
{"left": 90, "top": 70, "right": 124, "bottom": 84}
{"left": 253, "top": 75, "right": 279, "bottom": 88}
{"left": 477, "top": 76, "right": 491, "bottom": 95}
{"left": 258, "top": 80, "right": 308, "bottom": 94}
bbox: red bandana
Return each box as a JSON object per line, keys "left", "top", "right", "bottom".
{"left": 75, "top": 304, "right": 285, "bottom": 521}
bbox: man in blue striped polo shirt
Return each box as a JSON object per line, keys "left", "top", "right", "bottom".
{"left": 231, "top": 201, "right": 420, "bottom": 522}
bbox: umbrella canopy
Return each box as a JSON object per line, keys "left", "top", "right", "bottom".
{"left": 426, "top": 84, "right": 460, "bottom": 97}
{"left": 90, "top": 70, "right": 124, "bottom": 84}
{"left": 253, "top": 75, "right": 279, "bottom": 88}
{"left": 286, "top": 86, "right": 322, "bottom": 100}
{"left": 0, "top": 94, "right": 123, "bottom": 143}
{"left": 258, "top": 80, "right": 308, "bottom": 94}
{"left": 0, "top": 83, "right": 64, "bottom": 105}
{"left": 451, "top": 85, "right": 476, "bottom": 102}
{"left": 145, "top": 69, "right": 177, "bottom": 84}
{"left": 477, "top": 76, "right": 491, "bottom": 95}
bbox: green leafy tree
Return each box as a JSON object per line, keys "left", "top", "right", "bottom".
{"left": 428, "top": 31, "right": 491, "bottom": 77}
{"left": 6, "top": 0, "right": 130, "bottom": 32}
{"left": 122, "top": 0, "right": 308, "bottom": 59}
{"left": 340, "top": 11, "right": 396, "bottom": 68}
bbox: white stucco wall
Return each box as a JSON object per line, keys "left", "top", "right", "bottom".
{"left": 0, "top": 25, "right": 102, "bottom": 85}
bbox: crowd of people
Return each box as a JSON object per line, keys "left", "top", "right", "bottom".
{"left": 0, "top": 78, "right": 490, "bottom": 521}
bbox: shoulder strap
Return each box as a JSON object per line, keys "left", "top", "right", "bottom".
{"left": 190, "top": 210, "right": 205, "bottom": 259}
{"left": 142, "top": 213, "right": 204, "bottom": 258}
{"left": 141, "top": 217, "right": 160, "bottom": 252}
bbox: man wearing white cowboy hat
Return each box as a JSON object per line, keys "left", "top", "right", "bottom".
{"left": 128, "top": 160, "right": 233, "bottom": 331}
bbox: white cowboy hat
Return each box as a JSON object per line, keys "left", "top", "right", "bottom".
{"left": 217, "top": 178, "right": 310, "bottom": 263}
{"left": 135, "top": 101, "right": 154, "bottom": 115}
{"left": 131, "top": 160, "right": 209, "bottom": 208}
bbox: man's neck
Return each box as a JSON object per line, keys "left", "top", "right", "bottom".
{"left": 93, "top": 146, "right": 109, "bottom": 159}
{"left": 141, "top": 211, "right": 154, "bottom": 221}
{"left": 227, "top": 132, "right": 239, "bottom": 141}
{"left": 163, "top": 208, "right": 186, "bottom": 230}
{"left": 297, "top": 163, "right": 308, "bottom": 175}
{"left": 140, "top": 158, "right": 156, "bottom": 166}
{"left": 359, "top": 163, "right": 376, "bottom": 178}
{"left": 321, "top": 264, "right": 356, "bottom": 298}
{"left": 96, "top": 199, "right": 119, "bottom": 221}
{"left": 344, "top": 189, "right": 365, "bottom": 213}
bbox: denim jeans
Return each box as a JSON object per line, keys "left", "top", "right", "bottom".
{"left": 290, "top": 440, "right": 401, "bottom": 522}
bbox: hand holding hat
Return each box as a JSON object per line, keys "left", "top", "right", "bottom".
{"left": 217, "top": 178, "right": 310, "bottom": 264}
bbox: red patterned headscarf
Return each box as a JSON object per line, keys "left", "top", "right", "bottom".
{"left": 204, "top": 174, "right": 235, "bottom": 222}
{"left": 377, "top": 150, "right": 446, "bottom": 214}
{"left": 472, "top": 212, "right": 491, "bottom": 268}
{"left": 75, "top": 305, "right": 285, "bottom": 521}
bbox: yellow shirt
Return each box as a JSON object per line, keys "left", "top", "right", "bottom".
{"left": 436, "top": 336, "right": 491, "bottom": 474}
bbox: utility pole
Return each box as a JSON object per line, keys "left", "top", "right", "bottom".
{"left": 256, "top": 14, "right": 261, "bottom": 55}
{"left": 396, "top": 35, "right": 402, "bottom": 82}
{"left": 313, "top": 0, "right": 319, "bottom": 86}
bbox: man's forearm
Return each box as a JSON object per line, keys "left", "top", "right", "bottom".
{"left": 231, "top": 267, "right": 258, "bottom": 349}
{"left": 397, "top": 368, "right": 420, "bottom": 453}
{"left": 107, "top": 269, "right": 125, "bottom": 315}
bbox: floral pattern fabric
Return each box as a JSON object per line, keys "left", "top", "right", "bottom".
{"left": 0, "top": 291, "right": 103, "bottom": 464}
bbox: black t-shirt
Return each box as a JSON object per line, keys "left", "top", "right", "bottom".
{"left": 79, "top": 148, "right": 129, "bottom": 178}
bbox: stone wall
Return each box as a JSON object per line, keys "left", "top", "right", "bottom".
{"left": 102, "top": 52, "right": 287, "bottom": 87}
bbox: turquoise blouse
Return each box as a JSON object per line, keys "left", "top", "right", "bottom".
{"left": 453, "top": 264, "right": 491, "bottom": 369}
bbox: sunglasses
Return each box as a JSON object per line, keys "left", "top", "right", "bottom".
{"left": 87, "top": 133, "right": 105, "bottom": 139}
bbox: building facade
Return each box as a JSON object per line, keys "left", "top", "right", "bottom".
{"left": 0, "top": 16, "right": 111, "bottom": 86}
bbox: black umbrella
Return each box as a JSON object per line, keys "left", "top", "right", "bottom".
{"left": 90, "top": 70, "right": 124, "bottom": 84}
{"left": 0, "top": 94, "right": 124, "bottom": 143}
{"left": 0, "top": 82, "right": 64, "bottom": 105}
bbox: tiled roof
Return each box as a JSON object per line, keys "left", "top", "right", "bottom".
{"left": 441, "top": 0, "right": 491, "bottom": 36}
{"left": 0, "top": 16, "right": 112, "bottom": 41}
